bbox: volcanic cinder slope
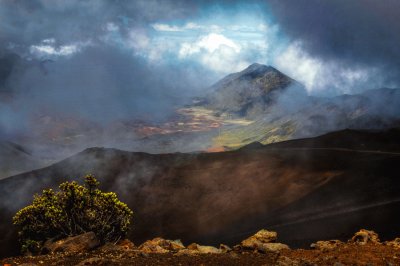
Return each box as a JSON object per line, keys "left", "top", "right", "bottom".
{"left": 1, "top": 128, "right": 400, "bottom": 258}
{"left": 0, "top": 141, "right": 48, "bottom": 179}
{"left": 190, "top": 64, "right": 400, "bottom": 149}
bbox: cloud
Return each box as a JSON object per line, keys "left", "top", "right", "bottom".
{"left": 274, "top": 42, "right": 381, "bottom": 94}
{"left": 268, "top": 0, "right": 400, "bottom": 90}
{"left": 180, "top": 33, "right": 241, "bottom": 56}
{"left": 179, "top": 33, "right": 263, "bottom": 73}
{"left": 152, "top": 23, "right": 203, "bottom": 32}
{"left": 152, "top": 21, "right": 268, "bottom": 34}
{"left": 152, "top": 24, "right": 184, "bottom": 32}
{"left": 29, "top": 41, "right": 89, "bottom": 58}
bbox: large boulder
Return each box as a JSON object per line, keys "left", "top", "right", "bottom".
{"left": 310, "top": 240, "right": 343, "bottom": 251}
{"left": 42, "top": 232, "right": 101, "bottom": 254}
{"left": 350, "top": 229, "right": 380, "bottom": 245}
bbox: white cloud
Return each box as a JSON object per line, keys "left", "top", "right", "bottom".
{"left": 275, "top": 42, "right": 377, "bottom": 94}
{"left": 151, "top": 22, "right": 226, "bottom": 32}
{"left": 275, "top": 42, "right": 322, "bottom": 92}
{"left": 29, "top": 39, "right": 91, "bottom": 58}
{"left": 30, "top": 44, "right": 79, "bottom": 57}
{"left": 151, "top": 22, "right": 204, "bottom": 32}
{"left": 152, "top": 22, "right": 268, "bottom": 34}
{"left": 128, "top": 28, "right": 150, "bottom": 51}
{"left": 200, "top": 45, "right": 250, "bottom": 73}
{"left": 42, "top": 38, "right": 56, "bottom": 44}
{"left": 152, "top": 23, "right": 184, "bottom": 32}
{"left": 179, "top": 33, "right": 241, "bottom": 57}
{"left": 178, "top": 33, "right": 254, "bottom": 73}
{"left": 106, "top": 22, "right": 119, "bottom": 32}
{"left": 112, "top": 18, "right": 271, "bottom": 73}
{"left": 185, "top": 22, "right": 202, "bottom": 30}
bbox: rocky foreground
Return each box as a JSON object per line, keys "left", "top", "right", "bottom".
{"left": 1, "top": 229, "right": 400, "bottom": 266}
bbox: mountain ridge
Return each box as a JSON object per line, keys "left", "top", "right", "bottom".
{"left": 199, "top": 63, "right": 306, "bottom": 117}
{"left": 1, "top": 128, "right": 400, "bottom": 257}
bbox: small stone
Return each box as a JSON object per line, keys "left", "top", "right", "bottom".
{"left": 311, "top": 240, "right": 343, "bottom": 251}
{"left": 219, "top": 244, "right": 232, "bottom": 253}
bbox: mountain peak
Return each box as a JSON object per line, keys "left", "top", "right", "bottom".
{"left": 203, "top": 64, "right": 305, "bottom": 118}
{"left": 240, "top": 63, "right": 276, "bottom": 75}
{"left": 244, "top": 63, "right": 270, "bottom": 71}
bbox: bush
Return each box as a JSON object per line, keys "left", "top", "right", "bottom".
{"left": 13, "top": 174, "right": 133, "bottom": 254}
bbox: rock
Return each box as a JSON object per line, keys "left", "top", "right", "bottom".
{"left": 168, "top": 239, "right": 186, "bottom": 251}
{"left": 350, "top": 229, "right": 380, "bottom": 245}
{"left": 240, "top": 229, "right": 288, "bottom": 253}
{"left": 117, "top": 239, "right": 136, "bottom": 251}
{"left": 310, "top": 240, "right": 343, "bottom": 251}
{"left": 241, "top": 229, "right": 278, "bottom": 249}
{"left": 258, "top": 243, "right": 290, "bottom": 253}
{"left": 138, "top": 237, "right": 185, "bottom": 253}
{"left": 219, "top": 244, "right": 232, "bottom": 253}
{"left": 42, "top": 232, "right": 100, "bottom": 254}
{"left": 232, "top": 244, "right": 242, "bottom": 251}
{"left": 187, "top": 243, "right": 221, "bottom": 254}
{"left": 385, "top": 238, "right": 400, "bottom": 249}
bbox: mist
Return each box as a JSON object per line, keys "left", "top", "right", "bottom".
{"left": 0, "top": 0, "right": 400, "bottom": 161}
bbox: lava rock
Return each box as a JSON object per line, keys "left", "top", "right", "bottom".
{"left": 187, "top": 243, "right": 221, "bottom": 254}
{"left": 311, "top": 240, "right": 343, "bottom": 251}
{"left": 239, "top": 229, "right": 289, "bottom": 253}
{"left": 259, "top": 243, "right": 290, "bottom": 253}
{"left": 350, "top": 229, "right": 380, "bottom": 245}
{"left": 385, "top": 238, "right": 400, "bottom": 249}
{"left": 42, "top": 232, "right": 101, "bottom": 254}
{"left": 241, "top": 229, "right": 278, "bottom": 249}
{"left": 138, "top": 238, "right": 185, "bottom": 253}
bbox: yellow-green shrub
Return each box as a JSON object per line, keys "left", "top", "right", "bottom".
{"left": 13, "top": 174, "right": 133, "bottom": 254}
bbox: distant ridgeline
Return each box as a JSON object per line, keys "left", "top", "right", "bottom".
{"left": 190, "top": 63, "right": 400, "bottom": 149}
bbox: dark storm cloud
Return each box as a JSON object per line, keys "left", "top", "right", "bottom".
{"left": 0, "top": 0, "right": 219, "bottom": 139}
{"left": 0, "top": 0, "right": 197, "bottom": 48}
{"left": 1, "top": 0, "right": 399, "bottom": 141}
{"left": 268, "top": 0, "right": 400, "bottom": 85}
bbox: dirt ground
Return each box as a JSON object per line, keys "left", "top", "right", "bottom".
{"left": 1, "top": 242, "right": 399, "bottom": 266}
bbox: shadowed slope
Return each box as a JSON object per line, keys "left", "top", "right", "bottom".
{"left": 0, "top": 128, "right": 399, "bottom": 257}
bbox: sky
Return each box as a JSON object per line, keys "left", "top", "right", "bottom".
{"left": 1, "top": 0, "right": 400, "bottom": 138}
